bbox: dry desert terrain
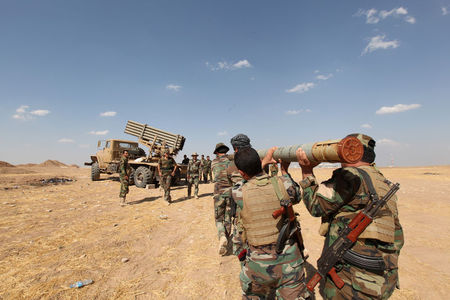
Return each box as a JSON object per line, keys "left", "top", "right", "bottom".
{"left": 0, "top": 162, "right": 449, "bottom": 299}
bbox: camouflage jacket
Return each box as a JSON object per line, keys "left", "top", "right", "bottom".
{"left": 299, "top": 164, "right": 404, "bottom": 270}
{"left": 119, "top": 156, "right": 129, "bottom": 177}
{"left": 226, "top": 161, "right": 243, "bottom": 186}
{"left": 203, "top": 159, "right": 212, "bottom": 170}
{"left": 158, "top": 157, "right": 176, "bottom": 176}
{"left": 232, "top": 173, "right": 301, "bottom": 251}
{"left": 212, "top": 155, "right": 231, "bottom": 196}
{"left": 187, "top": 159, "right": 201, "bottom": 177}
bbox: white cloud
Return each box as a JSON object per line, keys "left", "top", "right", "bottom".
{"left": 316, "top": 73, "right": 333, "bottom": 80}
{"left": 362, "top": 35, "right": 399, "bottom": 55}
{"left": 286, "top": 110, "right": 302, "bottom": 115}
{"left": 405, "top": 16, "right": 416, "bottom": 24}
{"left": 58, "top": 138, "right": 75, "bottom": 143}
{"left": 285, "top": 109, "right": 312, "bottom": 115}
{"left": 380, "top": 7, "right": 408, "bottom": 19}
{"left": 89, "top": 130, "right": 109, "bottom": 135}
{"left": 361, "top": 123, "right": 372, "bottom": 129}
{"left": 233, "top": 60, "right": 252, "bottom": 69}
{"left": 12, "top": 105, "right": 50, "bottom": 120}
{"left": 100, "top": 111, "right": 117, "bottom": 117}
{"left": 356, "top": 7, "right": 415, "bottom": 24}
{"left": 206, "top": 59, "right": 252, "bottom": 71}
{"left": 377, "top": 138, "right": 401, "bottom": 146}
{"left": 286, "top": 82, "right": 315, "bottom": 94}
{"left": 442, "top": 7, "right": 449, "bottom": 16}
{"left": 355, "top": 8, "right": 380, "bottom": 24}
{"left": 16, "top": 105, "right": 29, "bottom": 113}
{"left": 166, "top": 84, "right": 182, "bottom": 92}
{"left": 376, "top": 103, "right": 421, "bottom": 114}
{"left": 314, "top": 70, "right": 320, "bottom": 74}
{"left": 30, "top": 109, "right": 50, "bottom": 116}
{"left": 217, "top": 131, "right": 228, "bottom": 136}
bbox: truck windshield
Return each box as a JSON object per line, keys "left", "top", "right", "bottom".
{"left": 119, "top": 143, "right": 136, "bottom": 149}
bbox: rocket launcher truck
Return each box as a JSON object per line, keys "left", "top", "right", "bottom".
{"left": 85, "top": 120, "right": 187, "bottom": 188}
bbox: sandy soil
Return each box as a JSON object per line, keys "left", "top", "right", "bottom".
{"left": 0, "top": 165, "right": 449, "bottom": 299}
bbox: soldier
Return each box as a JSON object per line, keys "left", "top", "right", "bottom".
{"left": 200, "top": 154, "right": 206, "bottom": 183}
{"left": 296, "top": 134, "right": 404, "bottom": 300}
{"left": 157, "top": 150, "right": 178, "bottom": 204}
{"left": 227, "top": 134, "right": 252, "bottom": 256}
{"left": 203, "top": 155, "right": 212, "bottom": 183}
{"left": 232, "top": 147, "right": 308, "bottom": 299}
{"left": 119, "top": 150, "right": 130, "bottom": 206}
{"left": 211, "top": 143, "right": 232, "bottom": 255}
{"left": 187, "top": 152, "right": 201, "bottom": 199}
{"left": 182, "top": 154, "right": 190, "bottom": 165}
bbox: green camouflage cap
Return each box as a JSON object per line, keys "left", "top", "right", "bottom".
{"left": 214, "top": 142, "right": 230, "bottom": 154}
{"left": 347, "top": 133, "right": 375, "bottom": 149}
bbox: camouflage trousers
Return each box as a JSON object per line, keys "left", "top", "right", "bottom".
{"left": 160, "top": 174, "right": 172, "bottom": 202}
{"left": 240, "top": 243, "right": 309, "bottom": 300}
{"left": 213, "top": 193, "right": 232, "bottom": 239}
{"left": 322, "top": 264, "right": 398, "bottom": 300}
{"left": 202, "top": 169, "right": 211, "bottom": 182}
{"left": 119, "top": 176, "right": 129, "bottom": 198}
{"left": 187, "top": 176, "right": 200, "bottom": 197}
{"left": 232, "top": 218, "right": 244, "bottom": 257}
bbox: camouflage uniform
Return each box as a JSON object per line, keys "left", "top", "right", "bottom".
{"left": 226, "top": 161, "right": 245, "bottom": 256}
{"left": 269, "top": 163, "right": 279, "bottom": 177}
{"left": 233, "top": 173, "right": 308, "bottom": 300}
{"left": 158, "top": 156, "right": 177, "bottom": 202}
{"left": 300, "top": 165, "right": 404, "bottom": 299}
{"left": 212, "top": 154, "right": 232, "bottom": 240}
{"left": 203, "top": 158, "right": 212, "bottom": 183}
{"left": 119, "top": 155, "right": 130, "bottom": 198}
{"left": 187, "top": 158, "right": 201, "bottom": 198}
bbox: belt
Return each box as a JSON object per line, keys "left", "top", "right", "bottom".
{"left": 342, "top": 250, "right": 386, "bottom": 271}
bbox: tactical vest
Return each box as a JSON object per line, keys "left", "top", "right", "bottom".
{"left": 337, "top": 166, "right": 398, "bottom": 243}
{"left": 188, "top": 160, "right": 201, "bottom": 176}
{"left": 240, "top": 175, "right": 284, "bottom": 246}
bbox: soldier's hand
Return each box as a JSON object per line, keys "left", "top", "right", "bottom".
{"left": 171, "top": 171, "right": 175, "bottom": 177}
{"left": 125, "top": 176, "right": 129, "bottom": 181}
{"left": 159, "top": 172, "right": 162, "bottom": 177}
{"left": 261, "top": 146, "right": 278, "bottom": 168}
{"left": 296, "top": 148, "right": 319, "bottom": 169}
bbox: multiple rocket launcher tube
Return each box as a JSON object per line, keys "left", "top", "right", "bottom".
{"left": 256, "top": 136, "right": 364, "bottom": 164}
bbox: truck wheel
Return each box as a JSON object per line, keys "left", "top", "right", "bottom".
{"left": 91, "top": 163, "right": 100, "bottom": 181}
{"left": 134, "top": 166, "right": 151, "bottom": 188}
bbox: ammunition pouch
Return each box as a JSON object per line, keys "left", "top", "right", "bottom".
{"left": 342, "top": 250, "right": 386, "bottom": 271}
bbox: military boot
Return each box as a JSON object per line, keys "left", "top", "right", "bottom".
{"left": 120, "top": 197, "right": 126, "bottom": 206}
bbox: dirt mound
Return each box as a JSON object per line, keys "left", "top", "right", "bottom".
{"left": 37, "top": 160, "right": 68, "bottom": 168}
{"left": 0, "top": 167, "right": 35, "bottom": 174}
{"left": 16, "top": 163, "right": 38, "bottom": 167}
{"left": 70, "top": 164, "right": 79, "bottom": 168}
{"left": 0, "top": 161, "right": 15, "bottom": 167}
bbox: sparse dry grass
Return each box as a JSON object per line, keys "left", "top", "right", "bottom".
{"left": 0, "top": 165, "right": 449, "bottom": 299}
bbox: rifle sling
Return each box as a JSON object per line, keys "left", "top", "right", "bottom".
{"left": 355, "top": 168, "right": 379, "bottom": 203}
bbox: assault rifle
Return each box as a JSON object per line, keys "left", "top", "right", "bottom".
{"left": 272, "top": 199, "right": 306, "bottom": 259}
{"left": 306, "top": 179, "right": 400, "bottom": 292}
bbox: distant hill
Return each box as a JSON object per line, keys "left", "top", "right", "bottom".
{"left": 0, "top": 161, "right": 15, "bottom": 167}
{"left": 38, "top": 160, "right": 68, "bottom": 167}
{"left": 70, "top": 164, "right": 80, "bottom": 168}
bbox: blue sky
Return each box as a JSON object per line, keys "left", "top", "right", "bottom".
{"left": 1, "top": 0, "right": 449, "bottom": 166}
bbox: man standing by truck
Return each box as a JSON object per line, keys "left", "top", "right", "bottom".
{"left": 158, "top": 150, "right": 178, "bottom": 204}
{"left": 187, "top": 152, "right": 201, "bottom": 199}
{"left": 119, "top": 150, "right": 130, "bottom": 206}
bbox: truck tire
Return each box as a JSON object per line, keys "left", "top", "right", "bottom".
{"left": 91, "top": 163, "right": 100, "bottom": 181}
{"left": 134, "top": 166, "right": 151, "bottom": 188}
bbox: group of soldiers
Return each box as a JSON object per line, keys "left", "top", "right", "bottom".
{"left": 211, "top": 133, "right": 403, "bottom": 300}
{"left": 118, "top": 150, "right": 213, "bottom": 205}
{"left": 117, "top": 133, "right": 403, "bottom": 299}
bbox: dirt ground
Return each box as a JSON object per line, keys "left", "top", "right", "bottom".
{"left": 0, "top": 165, "right": 449, "bottom": 299}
